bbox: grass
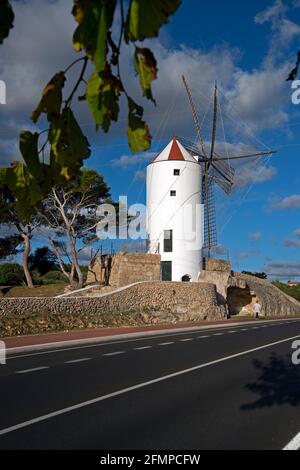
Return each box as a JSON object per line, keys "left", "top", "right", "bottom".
{"left": 0, "top": 283, "right": 68, "bottom": 298}
{"left": 273, "top": 282, "right": 300, "bottom": 302}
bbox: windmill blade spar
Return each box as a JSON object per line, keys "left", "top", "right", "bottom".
{"left": 210, "top": 161, "right": 235, "bottom": 194}
{"left": 213, "top": 150, "right": 276, "bottom": 161}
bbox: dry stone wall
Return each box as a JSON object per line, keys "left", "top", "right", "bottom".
{"left": 0, "top": 281, "right": 224, "bottom": 337}
{"left": 87, "top": 253, "right": 161, "bottom": 286}
{"left": 203, "top": 258, "right": 231, "bottom": 272}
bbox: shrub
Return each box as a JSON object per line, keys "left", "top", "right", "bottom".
{"left": 41, "top": 270, "right": 66, "bottom": 285}
{"left": 80, "top": 265, "right": 89, "bottom": 283}
{"left": 29, "top": 247, "right": 59, "bottom": 275}
{"left": 273, "top": 281, "right": 300, "bottom": 302}
{"left": 31, "top": 270, "right": 43, "bottom": 285}
{"left": 0, "top": 263, "right": 24, "bottom": 285}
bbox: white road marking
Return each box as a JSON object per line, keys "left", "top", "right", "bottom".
{"left": 64, "top": 358, "right": 91, "bottom": 364}
{"left": 7, "top": 318, "right": 298, "bottom": 360}
{"left": 283, "top": 431, "right": 300, "bottom": 450}
{"left": 241, "top": 328, "right": 248, "bottom": 331}
{"left": 198, "top": 335, "right": 209, "bottom": 339}
{"left": 228, "top": 330, "right": 236, "bottom": 334}
{"left": 2, "top": 333, "right": 300, "bottom": 438}
{"left": 102, "top": 351, "right": 125, "bottom": 357}
{"left": 134, "top": 346, "right": 152, "bottom": 351}
{"left": 179, "top": 338, "right": 193, "bottom": 342}
{"left": 158, "top": 342, "right": 174, "bottom": 346}
{"left": 213, "top": 333, "right": 223, "bottom": 336}
{"left": 15, "top": 367, "right": 49, "bottom": 374}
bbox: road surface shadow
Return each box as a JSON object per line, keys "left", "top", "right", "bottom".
{"left": 241, "top": 353, "right": 300, "bottom": 410}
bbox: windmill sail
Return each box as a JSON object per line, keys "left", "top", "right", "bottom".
{"left": 180, "top": 76, "right": 276, "bottom": 258}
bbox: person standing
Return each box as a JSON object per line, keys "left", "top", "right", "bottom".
{"left": 253, "top": 300, "right": 262, "bottom": 319}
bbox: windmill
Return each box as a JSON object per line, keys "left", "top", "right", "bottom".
{"left": 180, "top": 76, "right": 276, "bottom": 258}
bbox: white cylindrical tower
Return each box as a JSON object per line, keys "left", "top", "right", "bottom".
{"left": 146, "top": 138, "right": 203, "bottom": 282}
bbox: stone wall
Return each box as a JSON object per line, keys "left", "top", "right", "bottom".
{"left": 203, "top": 258, "right": 231, "bottom": 272}
{"left": 87, "top": 252, "right": 161, "bottom": 287}
{"left": 234, "top": 273, "right": 300, "bottom": 317}
{"left": 0, "top": 281, "right": 224, "bottom": 337}
{"left": 198, "top": 269, "right": 300, "bottom": 317}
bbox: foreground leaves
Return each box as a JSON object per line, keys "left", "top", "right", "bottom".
{"left": 49, "top": 107, "right": 91, "bottom": 180}
{"left": 72, "top": 0, "right": 116, "bottom": 73}
{"left": 125, "top": 0, "right": 181, "bottom": 41}
{"left": 286, "top": 50, "right": 300, "bottom": 81}
{"left": 0, "top": 0, "right": 182, "bottom": 223}
{"left": 127, "top": 97, "right": 151, "bottom": 153}
{"left": 19, "top": 131, "right": 42, "bottom": 180}
{"left": 134, "top": 47, "right": 157, "bottom": 103}
{"left": 0, "top": 0, "right": 14, "bottom": 44}
{"left": 31, "top": 72, "right": 66, "bottom": 123}
{"left": 4, "top": 163, "right": 46, "bottom": 223}
{"left": 87, "top": 67, "right": 122, "bottom": 132}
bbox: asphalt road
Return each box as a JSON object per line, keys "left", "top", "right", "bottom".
{"left": 0, "top": 318, "right": 300, "bottom": 450}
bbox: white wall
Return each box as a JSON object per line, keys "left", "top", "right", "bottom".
{"left": 146, "top": 159, "right": 203, "bottom": 281}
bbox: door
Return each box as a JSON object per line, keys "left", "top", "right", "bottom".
{"left": 161, "top": 261, "right": 172, "bottom": 281}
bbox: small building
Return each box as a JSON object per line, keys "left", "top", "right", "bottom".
{"left": 146, "top": 138, "right": 203, "bottom": 282}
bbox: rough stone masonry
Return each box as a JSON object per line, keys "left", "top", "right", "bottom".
{"left": 0, "top": 281, "right": 224, "bottom": 337}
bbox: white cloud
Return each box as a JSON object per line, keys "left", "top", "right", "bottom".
{"left": 249, "top": 231, "right": 263, "bottom": 241}
{"left": 269, "top": 194, "right": 300, "bottom": 210}
{"left": 294, "top": 228, "right": 300, "bottom": 238}
{"left": 264, "top": 261, "right": 300, "bottom": 278}
{"left": 1, "top": 0, "right": 77, "bottom": 114}
{"left": 254, "top": 0, "right": 300, "bottom": 54}
{"left": 0, "top": 0, "right": 295, "bottom": 171}
{"left": 255, "top": 0, "right": 286, "bottom": 25}
{"left": 284, "top": 239, "right": 300, "bottom": 248}
{"left": 278, "top": 18, "right": 300, "bottom": 43}
{"left": 224, "top": 67, "right": 289, "bottom": 131}
{"left": 111, "top": 152, "right": 155, "bottom": 168}
{"left": 134, "top": 170, "right": 146, "bottom": 181}
{"left": 233, "top": 165, "right": 277, "bottom": 189}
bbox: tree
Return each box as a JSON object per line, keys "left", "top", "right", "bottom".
{"left": 0, "top": 171, "right": 39, "bottom": 288}
{"left": 0, "top": 1, "right": 181, "bottom": 227}
{"left": 242, "top": 271, "right": 268, "bottom": 280}
{"left": 28, "top": 247, "right": 59, "bottom": 276}
{"left": 0, "top": 234, "right": 22, "bottom": 259}
{"left": 0, "top": 263, "right": 24, "bottom": 286}
{"left": 38, "top": 169, "right": 112, "bottom": 288}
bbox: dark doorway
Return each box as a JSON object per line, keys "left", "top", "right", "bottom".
{"left": 161, "top": 261, "right": 172, "bottom": 281}
{"left": 227, "top": 286, "right": 253, "bottom": 316}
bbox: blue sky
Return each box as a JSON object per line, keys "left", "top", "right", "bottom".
{"left": 1, "top": 0, "right": 300, "bottom": 280}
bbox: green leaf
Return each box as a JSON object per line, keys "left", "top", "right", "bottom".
{"left": 86, "top": 69, "right": 122, "bottom": 132}
{"left": 19, "top": 131, "right": 42, "bottom": 180}
{"left": 134, "top": 47, "right": 157, "bottom": 103}
{"left": 0, "top": 0, "right": 14, "bottom": 45}
{"left": 125, "top": 0, "right": 181, "bottom": 42}
{"left": 5, "top": 163, "right": 45, "bottom": 224}
{"left": 72, "top": 0, "right": 116, "bottom": 73}
{"left": 49, "top": 107, "right": 91, "bottom": 180}
{"left": 127, "top": 97, "right": 151, "bottom": 153}
{"left": 31, "top": 72, "right": 66, "bottom": 124}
